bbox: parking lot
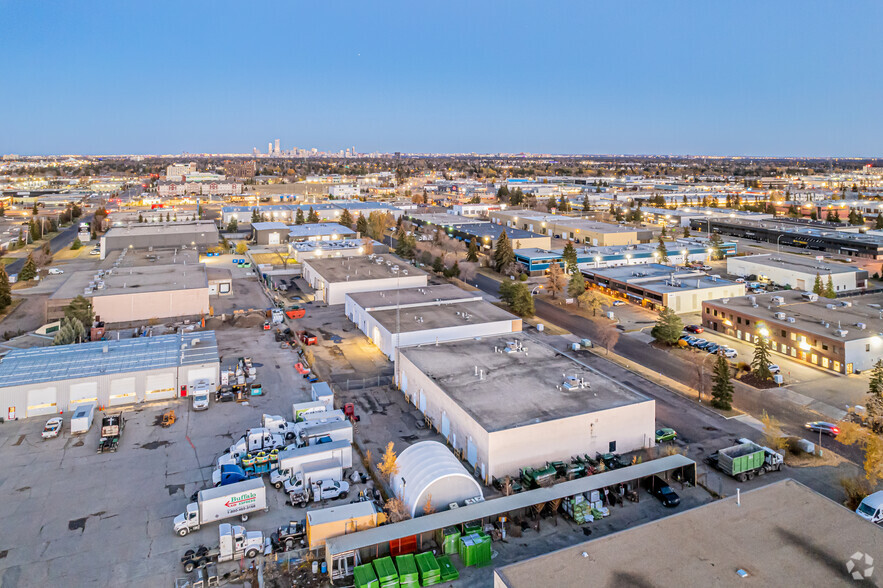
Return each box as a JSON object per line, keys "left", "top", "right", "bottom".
{"left": 0, "top": 324, "right": 374, "bottom": 587}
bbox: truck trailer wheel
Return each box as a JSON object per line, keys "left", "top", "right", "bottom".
{"left": 184, "top": 561, "right": 196, "bottom": 573}
{"left": 246, "top": 548, "right": 258, "bottom": 559}
{"left": 737, "top": 473, "right": 747, "bottom": 482}
{"left": 178, "top": 528, "right": 190, "bottom": 537}
{"left": 274, "top": 481, "right": 283, "bottom": 489}
{"left": 240, "top": 514, "right": 249, "bottom": 522}
{"left": 756, "top": 467, "right": 765, "bottom": 476}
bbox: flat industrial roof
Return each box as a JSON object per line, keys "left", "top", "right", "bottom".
{"left": 346, "top": 284, "right": 480, "bottom": 310}
{"left": 0, "top": 331, "right": 219, "bottom": 387}
{"left": 250, "top": 221, "right": 288, "bottom": 231}
{"left": 588, "top": 263, "right": 744, "bottom": 294}
{"left": 704, "top": 218, "right": 883, "bottom": 246}
{"left": 369, "top": 299, "right": 518, "bottom": 333}
{"left": 706, "top": 290, "right": 883, "bottom": 342}
{"left": 494, "top": 479, "right": 883, "bottom": 588}
{"left": 306, "top": 501, "right": 381, "bottom": 527}
{"left": 103, "top": 221, "right": 218, "bottom": 238}
{"left": 407, "top": 213, "right": 486, "bottom": 226}
{"left": 288, "top": 223, "right": 355, "bottom": 237}
{"left": 730, "top": 253, "right": 863, "bottom": 276}
{"left": 400, "top": 333, "right": 650, "bottom": 432}
{"left": 493, "top": 211, "right": 638, "bottom": 234}
{"left": 51, "top": 264, "right": 208, "bottom": 300}
{"left": 304, "top": 254, "right": 428, "bottom": 283}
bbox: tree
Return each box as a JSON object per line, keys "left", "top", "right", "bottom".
{"left": 70, "top": 237, "right": 82, "bottom": 250}
{"left": 866, "top": 359, "right": 883, "bottom": 419}
{"left": 384, "top": 497, "right": 410, "bottom": 523}
{"left": 708, "top": 233, "right": 724, "bottom": 260}
{"left": 582, "top": 195, "right": 591, "bottom": 211}
{"left": 432, "top": 256, "right": 444, "bottom": 273}
{"left": 546, "top": 262, "right": 566, "bottom": 299}
{"left": 493, "top": 231, "right": 514, "bottom": 273}
{"left": 394, "top": 227, "right": 415, "bottom": 258}
{"left": 466, "top": 238, "right": 479, "bottom": 262}
{"left": 18, "top": 255, "right": 37, "bottom": 281}
{"left": 251, "top": 208, "right": 260, "bottom": 223}
{"left": 294, "top": 208, "right": 305, "bottom": 225}
{"left": 377, "top": 442, "right": 399, "bottom": 480}
{"left": 307, "top": 207, "right": 319, "bottom": 223}
{"left": 444, "top": 261, "right": 461, "bottom": 279}
{"left": 546, "top": 196, "right": 557, "bottom": 211}
{"left": 567, "top": 271, "right": 586, "bottom": 299}
{"left": 812, "top": 273, "right": 823, "bottom": 295}
{"left": 356, "top": 213, "right": 368, "bottom": 235}
{"left": 710, "top": 355, "right": 734, "bottom": 410}
{"left": 367, "top": 211, "right": 394, "bottom": 241}
{"left": 876, "top": 214, "right": 883, "bottom": 230}
{"left": 752, "top": 336, "right": 773, "bottom": 381}
{"left": 423, "top": 493, "right": 436, "bottom": 516}
{"left": 137, "top": 213, "right": 144, "bottom": 223}
{"left": 29, "top": 219, "right": 40, "bottom": 242}
{"left": 31, "top": 202, "right": 38, "bottom": 216}
{"left": 226, "top": 218, "right": 238, "bottom": 232}
{"left": 53, "top": 316, "right": 86, "bottom": 346}
{"left": 561, "top": 241, "right": 578, "bottom": 274}
{"left": 0, "top": 267, "right": 11, "bottom": 312}
{"left": 651, "top": 307, "right": 684, "bottom": 345}
{"left": 823, "top": 274, "right": 836, "bottom": 298}
{"left": 656, "top": 237, "right": 669, "bottom": 263}
{"left": 235, "top": 242, "right": 248, "bottom": 255}
{"left": 361, "top": 237, "right": 374, "bottom": 255}
{"left": 0, "top": 204, "right": 5, "bottom": 217}
{"left": 760, "top": 410, "right": 788, "bottom": 451}
{"left": 579, "top": 290, "right": 603, "bottom": 316}
{"left": 65, "top": 295, "right": 93, "bottom": 327}
{"left": 496, "top": 185, "right": 510, "bottom": 202}
{"left": 595, "top": 324, "right": 620, "bottom": 355}
{"left": 498, "top": 280, "right": 517, "bottom": 306}
{"left": 835, "top": 421, "right": 883, "bottom": 484}
{"left": 339, "top": 208, "right": 354, "bottom": 228}
{"left": 509, "top": 283, "right": 535, "bottom": 317}
{"left": 683, "top": 227, "right": 690, "bottom": 237}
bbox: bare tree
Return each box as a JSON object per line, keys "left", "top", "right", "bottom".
{"left": 595, "top": 325, "right": 620, "bottom": 355}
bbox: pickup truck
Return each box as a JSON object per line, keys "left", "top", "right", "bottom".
{"left": 270, "top": 520, "right": 306, "bottom": 551}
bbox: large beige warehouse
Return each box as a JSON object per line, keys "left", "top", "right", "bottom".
{"left": 397, "top": 333, "right": 655, "bottom": 483}
{"left": 0, "top": 331, "right": 219, "bottom": 419}
{"left": 48, "top": 264, "right": 210, "bottom": 324}
{"left": 302, "top": 254, "right": 428, "bottom": 305}
{"left": 100, "top": 221, "right": 219, "bottom": 260}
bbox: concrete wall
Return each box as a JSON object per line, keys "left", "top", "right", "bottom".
{"left": 0, "top": 360, "right": 219, "bottom": 419}
{"left": 93, "top": 288, "right": 210, "bottom": 323}
{"left": 664, "top": 283, "right": 746, "bottom": 313}
{"left": 727, "top": 258, "right": 858, "bottom": 292}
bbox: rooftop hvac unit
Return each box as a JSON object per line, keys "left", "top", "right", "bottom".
{"left": 722, "top": 298, "right": 730, "bottom": 304}
{"left": 774, "top": 312, "right": 786, "bottom": 320}
{"left": 835, "top": 329, "right": 849, "bottom": 337}
{"left": 771, "top": 296, "right": 785, "bottom": 305}
{"left": 841, "top": 301, "right": 853, "bottom": 307}
{"left": 857, "top": 323, "right": 867, "bottom": 330}
{"left": 787, "top": 317, "right": 795, "bottom": 323}
{"left": 826, "top": 304, "right": 836, "bottom": 310}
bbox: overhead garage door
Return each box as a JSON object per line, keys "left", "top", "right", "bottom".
{"left": 187, "top": 367, "right": 216, "bottom": 388}
{"left": 466, "top": 437, "right": 478, "bottom": 467}
{"left": 419, "top": 390, "right": 426, "bottom": 413}
{"left": 145, "top": 373, "right": 176, "bottom": 401}
{"left": 27, "top": 387, "right": 57, "bottom": 417}
{"left": 208, "top": 283, "right": 218, "bottom": 295}
{"left": 109, "top": 377, "right": 136, "bottom": 406}
{"left": 441, "top": 412, "right": 450, "bottom": 439}
{"left": 70, "top": 382, "right": 98, "bottom": 406}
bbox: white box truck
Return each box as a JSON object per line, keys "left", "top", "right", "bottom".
{"left": 297, "top": 419, "right": 353, "bottom": 448}
{"left": 174, "top": 478, "right": 268, "bottom": 536}
{"left": 310, "top": 382, "right": 334, "bottom": 410}
{"left": 191, "top": 379, "right": 211, "bottom": 411}
{"left": 292, "top": 400, "right": 327, "bottom": 422}
{"left": 270, "top": 441, "right": 353, "bottom": 488}
{"left": 70, "top": 403, "right": 96, "bottom": 435}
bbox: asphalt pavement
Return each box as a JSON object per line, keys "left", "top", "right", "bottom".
{"left": 6, "top": 214, "right": 94, "bottom": 275}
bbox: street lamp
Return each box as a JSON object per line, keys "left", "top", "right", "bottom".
{"left": 776, "top": 234, "right": 784, "bottom": 254}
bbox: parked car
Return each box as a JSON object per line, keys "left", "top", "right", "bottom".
{"left": 90, "top": 248, "right": 100, "bottom": 255}
{"left": 655, "top": 428, "right": 677, "bottom": 443}
{"left": 41, "top": 417, "right": 63, "bottom": 439}
{"left": 47, "top": 268, "right": 64, "bottom": 275}
{"left": 680, "top": 335, "right": 696, "bottom": 346}
{"left": 720, "top": 347, "right": 738, "bottom": 359}
{"left": 690, "top": 338, "right": 707, "bottom": 348}
{"left": 705, "top": 343, "right": 720, "bottom": 354}
{"left": 700, "top": 265, "right": 713, "bottom": 271}
{"left": 768, "top": 364, "right": 780, "bottom": 374}
{"left": 735, "top": 278, "right": 746, "bottom": 283}
{"left": 805, "top": 421, "right": 840, "bottom": 437}
{"left": 695, "top": 341, "right": 712, "bottom": 350}
{"left": 612, "top": 300, "right": 625, "bottom": 307}
{"left": 643, "top": 476, "right": 681, "bottom": 507}
{"left": 684, "top": 325, "right": 704, "bottom": 334}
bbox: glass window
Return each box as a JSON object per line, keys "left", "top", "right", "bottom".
{"left": 822, "top": 344, "right": 829, "bottom": 351}
{"left": 781, "top": 330, "right": 787, "bottom": 338}
{"left": 790, "top": 333, "right": 797, "bottom": 341}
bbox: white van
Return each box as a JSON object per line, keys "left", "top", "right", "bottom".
{"left": 191, "top": 380, "right": 211, "bottom": 411}
{"left": 856, "top": 491, "right": 883, "bottom": 524}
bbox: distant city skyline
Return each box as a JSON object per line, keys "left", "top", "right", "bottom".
{"left": 3, "top": 1, "right": 883, "bottom": 157}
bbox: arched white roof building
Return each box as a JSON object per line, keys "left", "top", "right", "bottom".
{"left": 391, "top": 441, "right": 483, "bottom": 518}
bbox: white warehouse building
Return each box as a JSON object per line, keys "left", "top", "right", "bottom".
{"left": 302, "top": 254, "right": 428, "bottom": 305}
{"left": 726, "top": 253, "right": 868, "bottom": 293}
{"left": 0, "top": 332, "right": 219, "bottom": 420}
{"left": 396, "top": 333, "right": 655, "bottom": 483}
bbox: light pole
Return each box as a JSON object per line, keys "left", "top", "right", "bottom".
{"left": 776, "top": 234, "right": 784, "bottom": 255}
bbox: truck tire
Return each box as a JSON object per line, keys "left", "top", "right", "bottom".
{"left": 274, "top": 481, "right": 283, "bottom": 489}
{"left": 737, "top": 473, "right": 747, "bottom": 482}
{"left": 184, "top": 549, "right": 195, "bottom": 558}
{"left": 285, "top": 432, "right": 295, "bottom": 441}
{"left": 240, "top": 513, "right": 249, "bottom": 522}
{"left": 338, "top": 492, "right": 348, "bottom": 500}
{"left": 285, "top": 539, "right": 294, "bottom": 551}
{"left": 178, "top": 528, "right": 190, "bottom": 537}
{"left": 746, "top": 472, "right": 754, "bottom": 481}
{"left": 756, "top": 467, "right": 765, "bottom": 476}
{"left": 184, "top": 561, "right": 196, "bottom": 573}
{"left": 246, "top": 548, "right": 258, "bottom": 559}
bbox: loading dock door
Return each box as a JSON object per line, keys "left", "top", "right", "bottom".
{"left": 70, "top": 382, "right": 98, "bottom": 406}
{"left": 27, "top": 387, "right": 57, "bottom": 417}
{"left": 441, "top": 412, "right": 450, "bottom": 439}
{"left": 467, "top": 437, "right": 478, "bottom": 467}
{"left": 145, "top": 373, "right": 176, "bottom": 401}
{"left": 187, "top": 367, "right": 216, "bottom": 388}
{"left": 109, "top": 377, "right": 136, "bottom": 406}
{"left": 419, "top": 390, "right": 426, "bottom": 413}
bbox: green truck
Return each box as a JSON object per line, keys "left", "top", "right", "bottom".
{"left": 705, "top": 440, "right": 783, "bottom": 482}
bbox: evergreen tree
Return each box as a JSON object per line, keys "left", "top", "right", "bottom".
{"left": 496, "top": 185, "right": 510, "bottom": 202}
{"left": 29, "top": 219, "right": 40, "bottom": 242}
{"left": 498, "top": 280, "right": 517, "bottom": 306}
{"left": 812, "top": 273, "right": 823, "bottom": 295}
{"left": 834, "top": 210, "right": 841, "bottom": 222}
{"left": 227, "top": 218, "right": 238, "bottom": 232}
{"left": 307, "top": 207, "right": 319, "bottom": 223}
{"left": 708, "top": 232, "right": 723, "bottom": 260}
{"left": 651, "top": 307, "right": 683, "bottom": 345}
{"left": 582, "top": 195, "right": 590, "bottom": 212}
{"left": 609, "top": 203, "right": 616, "bottom": 216}
{"left": 567, "top": 270, "right": 586, "bottom": 299}
{"left": 510, "top": 188, "right": 524, "bottom": 206}
{"left": 432, "top": 256, "right": 444, "bottom": 273}
{"left": 466, "top": 237, "right": 479, "bottom": 262}
{"left": 32, "top": 202, "right": 38, "bottom": 216}
{"left": 0, "top": 204, "right": 5, "bottom": 217}
{"left": 546, "top": 196, "right": 557, "bottom": 211}
{"left": 53, "top": 316, "right": 86, "bottom": 346}
{"left": 70, "top": 237, "right": 82, "bottom": 250}
{"left": 18, "top": 255, "right": 37, "bottom": 281}
{"left": 656, "top": 237, "right": 669, "bottom": 263}
{"left": 356, "top": 214, "right": 368, "bottom": 235}
{"left": 752, "top": 336, "right": 773, "bottom": 381}
{"left": 137, "top": 213, "right": 144, "bottom": 223}
{"left": 661, "top": 225, "right": 667, "bottom": 237}
{"left": 251, "top": 208, "right": 260, "bottom": 223}
{"left": 683, "top": 227, "right": 690, "bottom": 237}
{"left": 823, "top": 274, "right": 836, "bottom": 298}
{"left": 558, "top": 195, "right": 568, "bottom": 212}
{"left": 507, "top": 282, "right": 535, "bottom": 317}
{"left": 561, "top": 241, "right": 578, "bottom": 274}
{"left": 339, "top": 208, "right": 354, "bottom": 228}
{"left": 16, "top": 229, "right": 24, "bottom": 249}
{"left": 444, "top": 261, "right": 461, "bottom": 279}
{"left": 493, "top": 231, "right": 514, "bottom": 273}
{"left": 166, "top": 212, "right": 171, "bottom": 222}
{"left": 867, "top": 359, "right": 883, "bottom": 419}
{"left": 0, "top": 267, "right": 11, "bottom": 312}
{"left": 294, "top": 208, "right": 305, "bottom": 225}
{"left": 65, "top": 295, "right": 94, "bottom": 327}
{"left": 710, "top": 354, "right": 734, "bottom": 410}
{"left": 876, "top": 214, "right": 883, "bottom": 230}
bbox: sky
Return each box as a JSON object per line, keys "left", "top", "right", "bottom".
{"left": 2, "top": 1, "right": 882, "bottom": 157}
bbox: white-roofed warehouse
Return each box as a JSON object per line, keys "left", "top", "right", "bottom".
{"left": 391, "top": 441, "right": 483, "bottom": 518}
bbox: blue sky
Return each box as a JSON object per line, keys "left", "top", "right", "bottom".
{"left": 2, "top": 1, "right": 881, "bottom": 156}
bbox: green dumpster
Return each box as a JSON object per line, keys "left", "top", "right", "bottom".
{"left": 373, "top": 556, "right": 400, "bottom": 588}
{"left": 415, "top": 552, "right": 441, "bottom": 586}
{"left": 395, "top": 554, "right": 419, "bottom": 588}
{"left": 437, "top": 554, "right": 459, "bottom": 582}
{"left": 354, "top": 563, "right": 379, "bottom": 588}
{"left": 436, "top": 526, "right": 461, "bottom": 556}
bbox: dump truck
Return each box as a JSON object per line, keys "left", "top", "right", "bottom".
{"left": 174, "top": 478, "right": 269, "bottom": 536}
{"left": 180, "top": 523, "right": 270, "bottom": 572}
{"left": 97, "top": 413, "right": 125, "bottom": 453}
{"left": 705, "top": 440, "right": 782, "bottom": 482}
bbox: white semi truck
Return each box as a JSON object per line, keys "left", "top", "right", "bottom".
{"left": 174, "top": 478, "right": 269, "bottom": 536}
{"left": 216, "top": 428, "right": 285, "bottom": 468}
{"left": 297, "top": 419, "right": 353, "bottom": 448}
{"left": 180, "top": 523, "right": 270, "bottom": 572}
{"left": 270, "top": 440, "right": 353, "bottom": 488}
{"left": 262, "top": 412, "right": 345, "bottom": 442}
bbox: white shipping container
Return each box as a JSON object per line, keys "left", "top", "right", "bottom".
{"left": 70, "top": 403, "right": 96, "bottom": 434}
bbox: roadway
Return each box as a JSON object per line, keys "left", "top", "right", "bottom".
{"left": 7, "top": 214, "right": 94, "bottom": 275}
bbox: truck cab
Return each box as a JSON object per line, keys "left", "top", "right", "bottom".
{"left": 222, "top": 524, "right": 265, "bottom": 561}
{"left": 857, "top": 492, "right": 883, "bottom": 524}
{"left": 220, "top": 428, "right": 285, "bottom": 464}
{"left": 262, "top": 414, "right": 298, "bottom": 440}
{"left": 191, "top": 379, "right": 211, "bottom": 411}
{"left": 174, "top": 503, "right": 200, "bottom": 535}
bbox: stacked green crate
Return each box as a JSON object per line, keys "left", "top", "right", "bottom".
{"left": 373, "top": 556, "right": 400, "bottom": 588}
{"left": 415, "top": 552, "right": 441, "bottom": 586}
{"left": 437, "top": 555, "right": 460, "bottom": 582}
{"left": 395, "top": 554, "right": 419, "bottom": 588}
{"left": 354, "top": 564, "right": 380, "bottom": 588}
{"left": 565, "top": 496, "right": 591, "bottom": 524}
{"left": 459, "top": 532, "right": 492, "bottom": 567}
{"left": 436, "top": 526, "right": 461, "bottom": 555}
